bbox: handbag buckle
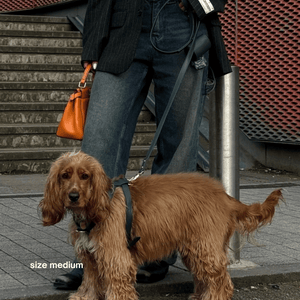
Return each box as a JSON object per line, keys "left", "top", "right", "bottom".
{"left": 78, "top": 81, "right": 87, "bottom": 89}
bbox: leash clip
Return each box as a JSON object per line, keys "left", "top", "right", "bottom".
{"left": 128, "top": 160, "right": 146, "bottom": 182}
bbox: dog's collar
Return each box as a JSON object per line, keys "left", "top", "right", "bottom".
{"left": 74, "top": 218, "right": 96, "bottom": 234}
{"left": 113, "top": 178, "right": 141, "bottom": 249}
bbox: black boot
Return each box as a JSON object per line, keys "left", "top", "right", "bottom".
{"left": 54, "top": 259, "right": 83, "bottom": 290}
{"left": 137, "top": 261, "right": 169, "bottom": 283}
{"left": 137, "top": 252, "right": 177, "bottom": 283}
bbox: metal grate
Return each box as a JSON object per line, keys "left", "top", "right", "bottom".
{"left": 221, "top": 0, "right": 300, "bottom": 144}
{"left": 0, "top": 0, "right": 70, "bottom": 12}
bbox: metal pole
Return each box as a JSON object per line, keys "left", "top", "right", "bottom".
{"left": 209, "top": 89, "right": 221, "bottom": 180}
{"left": 209, "top": 66, "right": 240, "bottom": 263}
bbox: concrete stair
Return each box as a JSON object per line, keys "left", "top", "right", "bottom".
{"left": 0, "top": 14, "right": 155, "bottom": 174}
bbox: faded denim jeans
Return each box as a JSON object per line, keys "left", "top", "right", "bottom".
{"left": 81, "top": 0, "right": 209, "bottom": 179}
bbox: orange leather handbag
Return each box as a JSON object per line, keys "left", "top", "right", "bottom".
{"left": 56, "top": 64, "right": 92, "bottom": 140}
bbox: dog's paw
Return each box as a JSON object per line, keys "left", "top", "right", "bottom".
{"left": 69, "top": 292, "right": 104, "bottom": 300}
{"left": 68, "top": 293, "right": 88, "bottom": 300}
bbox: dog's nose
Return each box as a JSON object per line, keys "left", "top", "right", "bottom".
{"left": 69, "top": 192, "right": 79, "bottom": 202}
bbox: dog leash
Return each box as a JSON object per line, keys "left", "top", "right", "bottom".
{"left": 122, "top": 22, "right": 203, "bottom": 248}
{"left": 121, "top": 37, "right": 201, "bottom": 246}
{"left": 122, "top": 20, "right": 210, "bottom": 248}
{"left": 130, "top": 20, "right": 208, "bottom": 181}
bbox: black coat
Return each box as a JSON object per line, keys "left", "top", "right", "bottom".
{"left": 82, "top": 0, "right": 232, "bottom": 77}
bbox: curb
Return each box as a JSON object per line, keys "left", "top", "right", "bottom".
{"left": 240, "top": 181, "right": 300, "bottom": 189}
{"left": 1, "top": 181, "right": 300, "bottom": 198}
{"left": 2, "top": 264, "right": 300, "bottom": 300}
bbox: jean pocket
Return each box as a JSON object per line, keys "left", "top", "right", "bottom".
{"left": 155, "top": 4, "right": 191, "bottom": 52}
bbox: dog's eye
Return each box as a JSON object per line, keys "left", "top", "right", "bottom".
{"left": 62, "top": 173, "right": 70, "bottom": 179}
{"left": 81, "top": 174, "right": 89, "bottom": 180}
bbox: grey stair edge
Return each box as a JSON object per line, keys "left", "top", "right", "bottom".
{"left": 0, "top": 146, "right": 156, "bottom": 160}
{"left": 0, "top": 123, "right": 156, "bottom": 133}
{"left": 0, "top": 64, "right": 83, "bottom": 71}
{"left": 0, "top": 45, "right": 82, "bottom": 54}
{"left": 0, "top": 14, "right": 70, "bottom": 24}
{"left": 0, "top": 82, "right": 84, "bottom": 90}
{"left": 0, "top": 156, "right": 153, "bottom": 174}
{"left": 0, "top": 124, "right": 58, "bottom": 134}
{"left": 0, "top": 102, "right": 153, "bottom": 109}
{"left": 0, "top": 102, "right": 66, "bottom": 110}
{"left": 0, "top": 30, "right": 81, "bottom": 38}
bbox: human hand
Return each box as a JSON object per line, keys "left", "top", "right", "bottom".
{"left": 83, "top": 61, "right": 98, "bottom": 71}
{"left": 178, "top": 1, "right": 186, "bottom": 12}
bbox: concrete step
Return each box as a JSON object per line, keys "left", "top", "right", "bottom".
{"left": 1, "top": 102, "right": 65, "bottom": 111}
{"left": 0, "top": 14, "right": 156, "bottom": 174}
{"left": 0, "top": 15, "right": 73, "bottom": 32}
{"left": 0, "top": 146, "right": 156, "bottom": 174}
{"left": 0, "top": 123, "right": 156, "bottom": 135}
{"left": 1, "top": 90, "right": 78, "bottom": 103}
{"left": 0, "top": 64, "right": 83, "bottom": 71}
{"left": 0, "top": 82, "right": 81, "bottom": 90}
{"left": 0, "top": 70, "right": 92, "bottom": 83}
{"left": 0, "top": 123, "right": 156, "bottom": 148}
{"left": 0, "top": 52, "right": 81, "bottom": 64}
{"left": 0, "top": 65, "right": 90, "bottom": 90}
{"left": 0, "top": 109, "right": 62, "bottom": 125}
{"left": 0, "top": 103, "right": 153, "bottom": 124}
{"left": 0, "top": 22, "right": 72, "bottom": 32}
{"left": 0, "top": 36, "right": 82, "bottom": 47}
{"left": 0, "top": 29, "right": 81, "bottom": 38}
{"left": 0, "top": 45, "right": 82, "bottom": 54}
{"left": 0, "top": 15, "right": 71, "bottom": 24}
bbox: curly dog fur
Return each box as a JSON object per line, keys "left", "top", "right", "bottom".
{"left": 39, "top": 151, "right": 282, "bottom": 300}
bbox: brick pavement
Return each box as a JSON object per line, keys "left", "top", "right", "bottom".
{"left": 0, "top": 177, "right": 299, "bottom": 299}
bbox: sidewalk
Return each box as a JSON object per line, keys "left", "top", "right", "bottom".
{"left": 0, "top": 170, "right": 299, "bottom": 300}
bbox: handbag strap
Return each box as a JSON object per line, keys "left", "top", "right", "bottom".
{"left": 79, "top": 64, "right": 93, "bottom": 88}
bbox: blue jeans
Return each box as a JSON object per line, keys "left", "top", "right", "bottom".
{"left": 82, "top": 0, "right": 209, "bottom": 178}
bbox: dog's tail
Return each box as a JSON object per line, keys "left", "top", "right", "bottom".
{"left": 232, "top": 189, "right": 283, "bottom": 235}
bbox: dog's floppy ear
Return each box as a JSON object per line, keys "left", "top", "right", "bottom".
{"left": 39, "top": 157, "right": 66, "bottom": 226}
{"left": 88, "top": 158, "right": 112, "bottom": 221}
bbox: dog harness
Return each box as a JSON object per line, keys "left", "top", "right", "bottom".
{"left": 74, "top": 178, "right": 140, "bottom": 250}
{"left": 113, "top": 178, "right": 141, "bottom": 249}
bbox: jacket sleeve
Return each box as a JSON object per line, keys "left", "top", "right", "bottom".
{"left": 187, "top": 0, "right": 227, "bottom": 21}
{"left": 81, "top": 0, "right": 114, "bottom": 63}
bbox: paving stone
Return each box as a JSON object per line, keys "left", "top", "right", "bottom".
{"left": 11, "top": 271, "right": 50, "bottom": 285}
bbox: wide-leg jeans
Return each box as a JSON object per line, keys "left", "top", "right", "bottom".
{"left": 81, "top": 0, "right": 209, "bottom": 178}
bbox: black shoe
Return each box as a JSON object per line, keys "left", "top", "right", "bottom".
{"left": 137, "top": 261, "right": 169, "bottom": 283}
{"left": 54, "top": 259, "right": 170, "bottom": 289}
{"left": 54, "top": 268, "right": 83, "bottom": 290}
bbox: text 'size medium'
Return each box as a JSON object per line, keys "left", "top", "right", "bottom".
{"left": 30, "top": 261, "right": 83, "bottom": 269}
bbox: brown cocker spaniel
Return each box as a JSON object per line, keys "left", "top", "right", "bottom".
{"left": 39, "top": 151, "right": 282, "bottom": 300}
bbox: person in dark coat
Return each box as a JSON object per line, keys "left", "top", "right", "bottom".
{"left": 54, "top": 0, "right": 231, "bottom": 290}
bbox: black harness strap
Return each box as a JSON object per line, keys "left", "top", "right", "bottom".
{"left": 113, "top": 178, "right": 140, "bottom": 249}
{"left": 73, "top": 178, "right": 140, "bottom": 249}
